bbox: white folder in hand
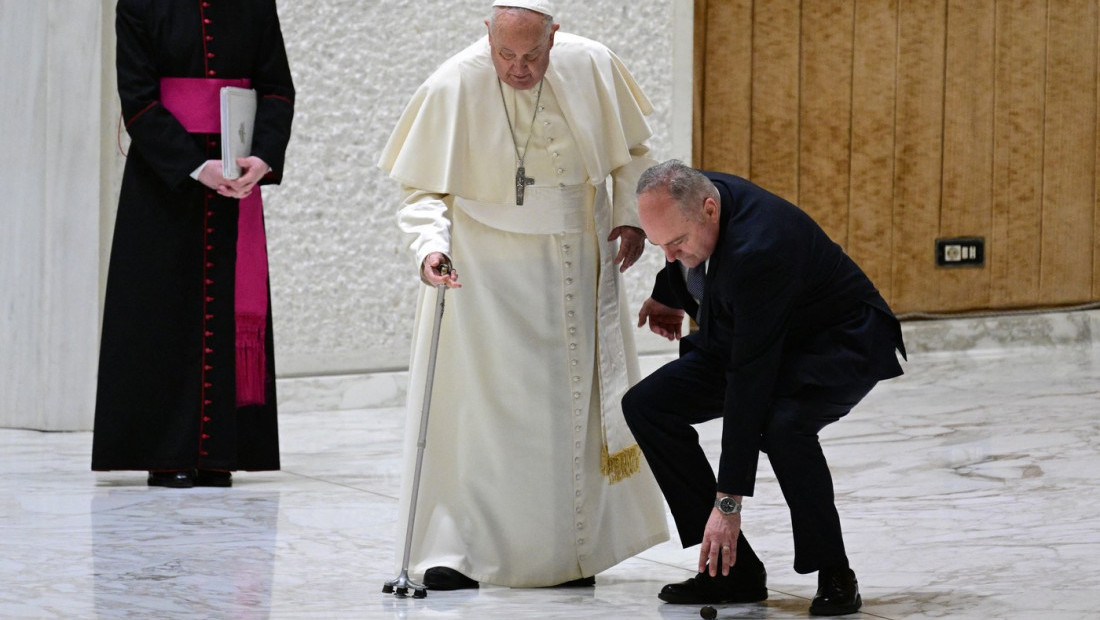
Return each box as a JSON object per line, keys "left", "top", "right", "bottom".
{"left": 220, "top": 86, "right": 257, "bottom": 179}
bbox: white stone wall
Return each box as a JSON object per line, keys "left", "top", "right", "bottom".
{"left": 267, "top": 0, "right": 687, "bottom": 376}
{"left": 0, "top": 0, "right": 688, "bottom": 430}
{"left": 1, "top": 0, "right": 105, "bottom": 430}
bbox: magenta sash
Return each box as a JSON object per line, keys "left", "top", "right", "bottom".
{"left": 161, "top": 77, "right": 269, "bottom": 407}
{"left": 160, "top": 77, "right": 249, "bottom": 133}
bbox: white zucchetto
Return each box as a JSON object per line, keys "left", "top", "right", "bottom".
{"left": 492, "top": 0, "right": 554, "bottom": 18}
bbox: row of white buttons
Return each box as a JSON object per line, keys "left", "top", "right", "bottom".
{"left": 539, "top": 106, "right": 569, "bottom": 182}
{"left": 562, "top": 241, "right": 588, "bottom": 552}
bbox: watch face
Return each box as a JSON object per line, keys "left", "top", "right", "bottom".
{"left": 718, "top": 497, "right": 739, "bottom": 514}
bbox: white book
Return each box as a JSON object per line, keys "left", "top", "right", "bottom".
{"left": 220, "top": 86, "right": 257, "bottom": 179}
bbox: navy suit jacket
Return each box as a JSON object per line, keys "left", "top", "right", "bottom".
{"left": 650, "top": 171, "right": 906, "bottom": 495}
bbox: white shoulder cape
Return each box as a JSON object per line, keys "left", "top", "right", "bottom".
{"left": 378, "top": 32, "right": 653, "bottom": 200}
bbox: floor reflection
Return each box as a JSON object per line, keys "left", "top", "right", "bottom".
{"left": 92, "top": 490, "right": 279, "bottom": 619}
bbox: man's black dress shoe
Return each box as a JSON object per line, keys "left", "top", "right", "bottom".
{"left": 658, "top": 564, "right": 768, "bottom": 604}
{"left": 147, "top": 471, "right": 194, "bottom": 488}
{"left": 194, "top": 470, "right": 233, "bottom": 487}
{"left": 552, "top": 576, "right": 595, "bottom": 588}
{"left": 423, "top": 566, "right": 479, "bottom": 590}
{"left": 809, "top": 567, "right": 861, "bottom": 616}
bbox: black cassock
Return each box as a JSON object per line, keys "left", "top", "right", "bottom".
{"left": 92, "top": 0, "right": 294, "bottom": 472}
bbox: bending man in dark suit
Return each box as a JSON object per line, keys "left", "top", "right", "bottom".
{"left": 622, "top": 160, "right": 906, "bottom": 616}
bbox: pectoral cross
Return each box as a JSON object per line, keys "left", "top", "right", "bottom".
{"left": 515, "top": 166, "right": 535, "bottom": 205}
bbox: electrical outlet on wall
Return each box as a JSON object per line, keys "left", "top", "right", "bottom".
{"left": 935, "top": 237, "right": 985, "bottom": 267}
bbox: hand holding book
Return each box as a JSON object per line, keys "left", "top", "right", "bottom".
{"left": 196, "top": 156, "right": 268, "bottom": 199}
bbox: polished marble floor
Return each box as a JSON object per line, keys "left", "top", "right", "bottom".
{"left": 2, "top": 310, "right": 1099, "bottom": 619}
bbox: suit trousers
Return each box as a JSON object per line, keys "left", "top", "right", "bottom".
{"left": 623, "top": 348, "right": 877, "bottom": 574}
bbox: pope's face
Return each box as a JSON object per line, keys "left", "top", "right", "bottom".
{"left": 638, "top": 190, "right": 721, "bottom": 268}
{"left": 486, "top": 11, "right": 558, "bottom": 90}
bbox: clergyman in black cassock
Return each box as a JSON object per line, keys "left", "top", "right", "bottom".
{"left": 92, "top": 0, "right": 294, "bottom": 488}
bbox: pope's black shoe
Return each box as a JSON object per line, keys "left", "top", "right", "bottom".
{"left": 658, "top": 564, "right": 768, "bottom": 605}
{"left": 147, "top": 470, "right": 194, "bottom": 488}
{"left": 809, "top": 567, "right": 862, "bottom": 616}
{"left": 423, "top": 566, "right": 479, "bottom": 590}
{"left": 194, "top": 470, "right": 233, "bottom": 487}
{"left": 551, "top": 576, "right": 595, "bottom": 588}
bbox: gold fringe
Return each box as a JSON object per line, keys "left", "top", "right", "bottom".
{"left": 601, "top": 443, "right": 641, "bottom": 484}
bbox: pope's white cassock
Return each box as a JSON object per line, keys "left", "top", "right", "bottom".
{"left": 379, "top": 31, "right": 669, "bottom": 587}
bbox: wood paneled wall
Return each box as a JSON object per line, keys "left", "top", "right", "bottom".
{"left": 693, "top": 0, "right": 1100, "bottom": 314}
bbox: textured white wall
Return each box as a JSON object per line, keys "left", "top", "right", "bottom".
{"left": 0, "top": 0, "right": 680, "bottom": 430}
{"left": 266, "top": 0, "right": 686, "bottom": 376}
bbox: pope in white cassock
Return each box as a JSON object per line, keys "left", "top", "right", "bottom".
{"left": 379, "top": 0, "right": 669, "bottom": 589}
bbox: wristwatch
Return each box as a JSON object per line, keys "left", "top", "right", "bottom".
{"left": 714, "top": 496, "right": 741, "bottom": 515}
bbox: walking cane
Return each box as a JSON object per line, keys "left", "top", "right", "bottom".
{"left": 383, "top": 263, "right": 451, "bottom": 599}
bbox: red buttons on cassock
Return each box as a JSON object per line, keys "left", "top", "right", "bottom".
{"left": 204, "top": 381, "right": 212, "bottom": 388}
{"left": 206, "top": 35, "right": 213, "bottom": 41}
{"left": 205, "top": 245, "right": 213, "bottom": 251}
{"left": 204, "top": 364, "right": 213, "bottom": 371}
{"left": 203, "top": 416, "right": 211, "bottom": 422}
{"left": 208, "top": 70, "right": 217, "bottom": 76}
{"left": 207, "top": 53, "right": 215, "bottom": 59}
{"left": 204, "top": 18, "right": 211, "bottom": 24}
{"left": 204, "top": 400, "right": 212, "bottom": 406}
{"left": 205, "top": 347, "right": 213, "bottom": 354}
{"left": 205, "top": 296, "right": 214, "bottom": 302}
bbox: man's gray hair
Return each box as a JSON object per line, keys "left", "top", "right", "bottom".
{"left": 489, "top": 7, "right": 555, "bottom": 40}
{"left": 636, "top": 160, "right": 718, "bottom": 220}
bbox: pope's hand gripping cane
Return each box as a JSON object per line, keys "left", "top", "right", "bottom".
{"left": 383, "top": 262, "right": 451, "bottom": 599}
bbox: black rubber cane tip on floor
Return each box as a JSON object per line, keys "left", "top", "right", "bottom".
{"left": 700, "top": 605, "right": 718, "bottom": 619}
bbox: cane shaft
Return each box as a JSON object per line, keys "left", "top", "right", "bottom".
{"left": 398, "top": 282, "right": 446, "bottom": 573}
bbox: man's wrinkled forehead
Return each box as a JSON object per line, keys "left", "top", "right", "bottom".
{"left": 489, "top": 10, "right": 553, "bottom": 52}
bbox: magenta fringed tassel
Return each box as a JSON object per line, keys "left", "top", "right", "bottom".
{"left": 235, "top": 314, "right": 267, "bottom": 407}
{"left": 233, "top": 190, "right": 269, "bottom": 408}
